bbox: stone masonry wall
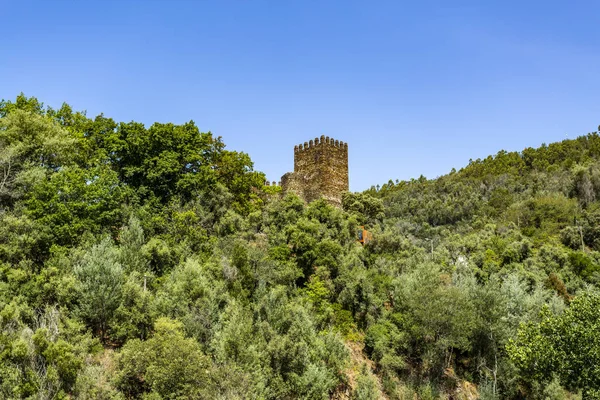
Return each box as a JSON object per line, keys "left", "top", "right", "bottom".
{"left": 280, "top": 135, "right": 349, "bottom": 207}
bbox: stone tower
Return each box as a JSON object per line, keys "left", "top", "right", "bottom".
{"left": 280, "top": 135, "right": 349, "bottom": 207}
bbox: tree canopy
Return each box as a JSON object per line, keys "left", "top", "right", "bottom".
{"left": 0, "top": 93, "right": 599, "bottom": 399}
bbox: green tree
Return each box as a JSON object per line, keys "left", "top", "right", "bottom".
{"left": 25, "top": 165, "right": 127, "bottom": 247}
{"left": 115, "top": 317, "right": 213, "bottom": 399}
{"left": 74, "top": 238, "right": 124, "bottom": 341}
{"left": 508, "top": 291, "right": 600, "bottom": 398}
{"left": 342, "top": 192, "right": 385, "bottom": 225}
{"left": 0, "top": 109, "right": 74, "bottom": 207}
{"left": 113, "top": 272, "right": 156, "bottom": 343}
{"left": 215, "top": 150, "right": 266, "bottom": 214}
{"left": 393, "top": 263, "right": 477, "bottom": 377}
{"left": 0, "top": 93, "right": 45, "bottom": 117}
{"left": 110, "top": 121, "right": 223, "bottom": 202}
{"left": 118, "top": 215, "right": 147, "bottom": 273}
{"left": 0, "top": 304, "right": 94, "bottom": 399}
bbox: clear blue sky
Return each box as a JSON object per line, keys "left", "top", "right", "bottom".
{"left": 3, "top": 1, "right": 599, "bottom": 191}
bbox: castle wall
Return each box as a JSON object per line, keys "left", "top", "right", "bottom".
{"left": 281, "top": 135, "right": 349, "bottom": 207}
{"left": 280, "top": 172, "right": 304, "bottom": 196}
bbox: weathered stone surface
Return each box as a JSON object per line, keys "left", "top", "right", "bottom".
{"left": 280, "top": 135, "right": 349, "bottom": 207}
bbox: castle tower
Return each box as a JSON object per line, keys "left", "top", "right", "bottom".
{"left": 280, "top": 135, "right": 349, "bottom": 206}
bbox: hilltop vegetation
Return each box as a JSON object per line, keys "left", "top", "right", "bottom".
{"left": 1, "top": 94, "right": 599, "bottom": 399}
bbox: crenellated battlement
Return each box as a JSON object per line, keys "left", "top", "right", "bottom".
{"left": 294, "top": 135, "right": 348, "bottom": 153}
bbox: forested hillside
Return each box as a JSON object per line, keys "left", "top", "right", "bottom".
{"left": 1, "top": 94, "right": 599, "bottom": 399}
